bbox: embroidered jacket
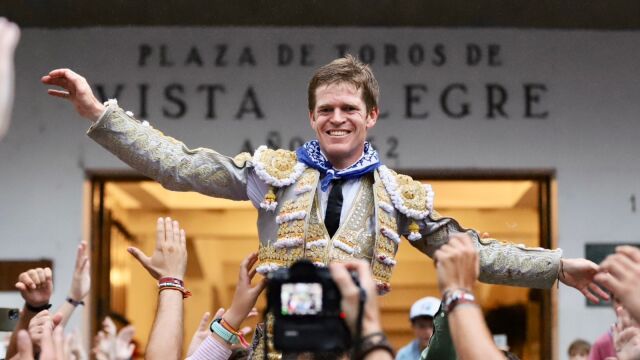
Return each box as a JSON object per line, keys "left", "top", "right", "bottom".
{"left": 88, "top": 101, "right": 562, "bottom": 291}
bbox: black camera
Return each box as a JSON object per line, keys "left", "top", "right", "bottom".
{"left": 266, "top": 260, "right": 353, "bottom": 353}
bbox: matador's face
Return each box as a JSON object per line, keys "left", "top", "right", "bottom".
{"left": 309, "top": 82, "right": 378, "bottom": 169}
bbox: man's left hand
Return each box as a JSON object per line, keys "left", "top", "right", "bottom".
{"left": 559, "top": 258, "right": 609, "bottom": 303}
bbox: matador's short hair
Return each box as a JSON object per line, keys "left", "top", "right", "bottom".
{"left": 307, "top": 55, "right": 380, "bottom": 113}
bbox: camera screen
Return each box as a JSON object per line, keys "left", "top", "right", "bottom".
{"left": 280, "top": 283, "right": 323, "bottom": 316}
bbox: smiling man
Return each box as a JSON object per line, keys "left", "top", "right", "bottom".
{"left": 44, "top": 56, "right": 606, "bottom": 356}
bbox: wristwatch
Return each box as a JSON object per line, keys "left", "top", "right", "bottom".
{"left": 209, "top": 318, "right": 239, "bottom": 344}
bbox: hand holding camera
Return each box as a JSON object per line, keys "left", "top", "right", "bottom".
{"left": 329, "top": 260, "right": 381, "bottom": 337}
{"left": 434, "top": 232, "right": 479, "bottom": 293}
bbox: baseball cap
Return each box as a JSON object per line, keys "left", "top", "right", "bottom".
{"left": 409, "top": 296, "right": 441, "bottom": 320}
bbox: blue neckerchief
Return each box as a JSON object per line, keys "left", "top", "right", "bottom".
{"left": 295, "top": 140, "right": 381, "bottom": 191}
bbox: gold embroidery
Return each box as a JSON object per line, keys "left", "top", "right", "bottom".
{"left": 395, "top": 173, "right": 429, "bottom": 214}
{"left": 305, "top": 199, "right": 329, "bottom": 264}
{"left": 258, "top": 148, "right": 298, "bottom": 181}
{"left": 259, "top": 169, "right": 317, "bottom": 268}
{"left": 330, "top": 175, "right": 375, "bottom": 262}
{"left": 372, "top": 171, "right": 400, "bottom": 285}
{"left": 295, "top": 170, "right": 317, "bottom": 193}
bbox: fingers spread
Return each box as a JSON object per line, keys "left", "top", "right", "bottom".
{"left": 127, "top": 247, "right": 150, "bottom": 266}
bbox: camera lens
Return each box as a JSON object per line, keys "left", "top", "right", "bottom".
{"left": 8, "top": 309, "right": 19, "bottom": 320}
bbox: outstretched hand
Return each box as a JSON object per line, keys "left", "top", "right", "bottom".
{"left": 68, "top": 241, "right": 91, "bottom": 302}
{"left": 222, "top": 253, "right": 267, "bottom": 329}
{"left": 559, "top": 258, "right": 609, "bottom": 303}
{"left": 41, "top": 68, "right": 105, "bottom": 122}
{"left": 127, "top": 217, "right": 187, "bottom": 280}
{"left": 27, "top": 310, "right": 62, "bottom": 349}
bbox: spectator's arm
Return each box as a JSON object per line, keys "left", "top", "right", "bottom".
{"left": 434, "top": 233, "right": 505, "bottom": 360}
{"left": 128, "top": 217, "right": 188, "bottom": 360}
{"left": 330, "top": 260, "right": 393, "bottom": 360}
{"left": 55, "top": 242, "right": 91, "bottom": 326}
{"left": 6, "top": 268, "right": 54, "bottom": 358}
{"left": 0, "top": 18, "right": 20, "bottom": 140}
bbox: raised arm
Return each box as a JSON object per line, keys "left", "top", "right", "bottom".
{"left": 432, "top": 233, "right": 506, "bottom": 360}
{"left": 55, "top": 241, "right": 91, "bottom": 326}
{"left": 0, "top": 18, "right": 20, "bottom": 140}
{"left": 128, "top": 217, "right": 188, "bottom": 360}
{"left": 6, "top": 267, "right": 54, "bottom": 358}
{"left": 41, "top": 69, "right": 251, "bottom": 201}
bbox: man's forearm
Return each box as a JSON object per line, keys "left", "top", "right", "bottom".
{"left": 448, "top": 304, "right": 504, "bottom": 360}
{"left": 6, "top": 305, "right": 37, "bottom": 358}
{"left": 146, "top": 290, "right": 184, "bottom": 360}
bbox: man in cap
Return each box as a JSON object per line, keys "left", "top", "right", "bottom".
{"left": 396, "top": 296, "right": 440, "bottom": 360}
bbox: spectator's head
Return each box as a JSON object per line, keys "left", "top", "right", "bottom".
{"left": 409, "top": 296, "right": 440, "bottom": 348}
{"left": 567, "top": 339, "right": 590, "bottom": 360}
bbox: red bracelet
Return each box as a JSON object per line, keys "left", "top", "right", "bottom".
{"left": 158, "top": 279, "right": 191, "bottom": 299}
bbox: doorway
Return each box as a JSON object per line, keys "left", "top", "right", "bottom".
{"left": 89, "top": 173, "right": 553, "bottom": 359}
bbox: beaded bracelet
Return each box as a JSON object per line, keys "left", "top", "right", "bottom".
{"left": 158, "top": 279, "right": 192, "bottom": 299}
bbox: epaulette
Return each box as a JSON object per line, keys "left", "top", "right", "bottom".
{"left": 378, "top": 165, "right": 435, "bottom": 241}
{"left": 252, "top": 145, "right": 306, "bottom": 212}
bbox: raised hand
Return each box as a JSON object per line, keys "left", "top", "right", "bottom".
{"left": 114, "top": 325, "right": 135, "bottom": 360}
{"left": 15, "top": 267, "right": 53, "bottom": 308}
{"left": 596, "top": 246, "right": 640, "bottom": 321}
{"left": 222, "top": 253, "right": 267, "bottom": 329}
{"left": 41, "top": 68, "right": 105, "bottom": 122}
{"left": 27, "top": 310, "right": 62, "bottom": 349}
{"left": 127, "top": 217, "right": 187, "bottom": 280}
{"left": 187, "top": 309, "right": 219, "bottom": 356}
{"left": 0, "top": 17, "right": 20, "bottom": 140}
{"left": 560, "top": 258, "right": 610, "bottom": 304}
{"left": 434, "top": 233, "right": 480, "bottom": 293}
{"left": 68, "top": 242, "right": 91, "bottom": 302}
{"left": 92, "top": 316, "right": 135, "bottom": 360}
{"left": 66, "top": 329, "right": 87, "bottom": 360}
